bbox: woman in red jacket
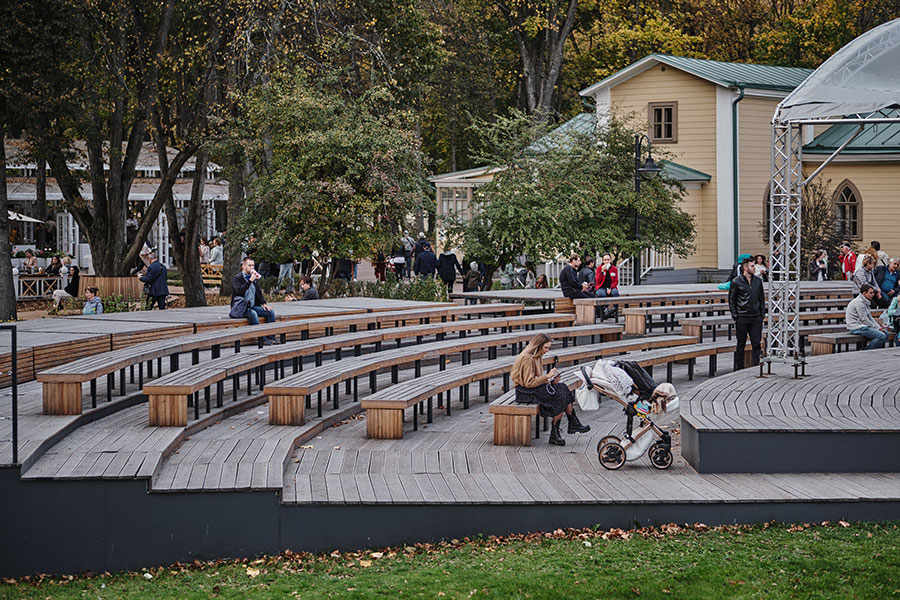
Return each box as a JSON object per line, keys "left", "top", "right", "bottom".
{"left": 594, "top": 253, "right": 620, "bottom": 319}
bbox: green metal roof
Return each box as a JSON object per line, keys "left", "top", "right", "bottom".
{"left": 804, "top": 120, "right": 900, "bottom": 154}
{"left": 525, "top": 112, "right": 597, "bottom": 154}
{"left": 659, "top": 160, "right": 711, "bottom": 182}
{"left": 581, "top": 54, "right": 813, "bottom": 95}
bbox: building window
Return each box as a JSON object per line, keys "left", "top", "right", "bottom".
{"left": 648, "top": 102, "right": 677, "bottom": 143}
{"left": 440, "top": 187, "right": 470, "bottom": 221}
{"left": 834, "top": 180, "right": 861, "bottom": 240}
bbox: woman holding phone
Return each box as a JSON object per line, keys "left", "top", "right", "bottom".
{"left": 510, "top": 332, "right": 590, "bottom": 446}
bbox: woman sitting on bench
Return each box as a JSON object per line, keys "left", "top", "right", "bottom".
{"left": 511, "top": 332, "right": 590, "bottom": 447}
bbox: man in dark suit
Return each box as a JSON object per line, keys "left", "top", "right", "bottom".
{"left": 138, "top": 251, "right": 169, "bottom": 310}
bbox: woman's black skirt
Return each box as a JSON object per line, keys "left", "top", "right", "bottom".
{"left": 514, "top": 383, "right": 573, "bottom": 417}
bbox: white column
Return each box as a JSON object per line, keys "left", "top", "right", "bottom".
{"left": 715, "top": 86, "right": 737, "bottom": 270}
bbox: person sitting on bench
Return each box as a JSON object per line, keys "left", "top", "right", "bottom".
{"left": 511, "top": 332, "right": 590, "bottom": 447}
{"left": 232, "top": 257, "right": 277, "bottom": 345}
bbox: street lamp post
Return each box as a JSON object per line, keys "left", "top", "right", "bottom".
{"left": 633, "top": 133, "right": 662, "bottom": 285}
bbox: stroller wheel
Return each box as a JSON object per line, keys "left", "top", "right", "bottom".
{"left": 596, "top": 435, "right": 621, "bottom": 454}
{"left": 598, "top": 442, "right": 626, "bottom": 470}
{"left": 648, "top": 443, "right": 673, "bottom": 470}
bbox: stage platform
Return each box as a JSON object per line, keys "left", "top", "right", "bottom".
{"left": 681, "top": 349, "right": 900, "bottom": 473}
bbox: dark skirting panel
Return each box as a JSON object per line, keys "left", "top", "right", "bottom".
{"left": 3, "top": 467, "right": 900, "bottom": 579}
{"left": 682, "top": 420, "right": 900, "bottom": 473}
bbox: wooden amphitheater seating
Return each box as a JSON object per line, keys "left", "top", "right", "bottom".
{"left": 36, "top": 303, "right": 528, "bottom": 416}
{"left": 574, "top": 287, "right": 854, "bottom": 327}
{"left": 489, "top": 338, "right": 761, "bottom": 446}
{"left": 260, "top": 324, "right": 623, "bottom": 431}
{"left": 809, "top": 330, "right": 896, "bottom": 356}
{"left": 360, "top": 334, "right": 694, "bottom": 440}
{"left": 680, "top": 308, "right": 884, "bottom": 343}
{"left": 622, "top": 297, "right": 858, "bottom": 336}
{"left": 554, "top": 297, "right": 575, "bottom": 314}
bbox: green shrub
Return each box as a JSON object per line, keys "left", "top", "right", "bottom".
{"left": 322, "top": 272, "right": 448, "bottom": 303}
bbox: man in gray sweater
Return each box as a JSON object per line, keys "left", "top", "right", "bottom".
{"left": 845, "top": 283, "right": 887, "bottom": 350}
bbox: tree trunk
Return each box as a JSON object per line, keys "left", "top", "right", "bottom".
{"left": 177, "top": 149, "right": 209, "bottom": 307}
{"left": 0, "top": 128, "right": 17, "bottom": 320}
{"left": 220, "top": 151, "right": 245, "bottom": 297}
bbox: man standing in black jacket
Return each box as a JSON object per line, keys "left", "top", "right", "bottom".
{"left": 729, "top": 255, "right": 765, "bottom": 371}
{"left": 559, "top": 253, "right": 591, "bottom": 299}
{"left": 414, "top": 243, "right": 438, "bottom": 278}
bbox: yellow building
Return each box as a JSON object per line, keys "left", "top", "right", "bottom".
{"left": 432, "top": 54, "right": 900, "bottom": 282}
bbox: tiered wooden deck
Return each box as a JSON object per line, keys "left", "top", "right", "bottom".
{"left": 2, "top": 290, "right": 899, "bottom": 579}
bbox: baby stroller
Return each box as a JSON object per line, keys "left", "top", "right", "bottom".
{"left": 576, "top": 359, "right": 679, "bottom": 470}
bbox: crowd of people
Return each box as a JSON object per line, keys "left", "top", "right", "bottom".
{"left": 839, "top": 240, "right": 897, "bottom": 350}
{"left": 558, "top": 252, "right": 621, "bottom": 319}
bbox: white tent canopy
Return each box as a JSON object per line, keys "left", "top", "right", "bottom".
{"left": 774, "top": 17, "right": 900, "bottom": 123}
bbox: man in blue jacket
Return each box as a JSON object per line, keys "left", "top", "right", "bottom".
{"left": 414, "top": 243, "right": 438, "bottom": 278}
{"left": 138, "top": 251, "right": 169, "bottom": 310}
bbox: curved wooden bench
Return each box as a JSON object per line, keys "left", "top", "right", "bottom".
{"left": 263, "top": 323, "right": 621, "bottom": 427}
{"left": 809, "top": 330, "right": 896, "bottom": 356}
{"left": 360, "top": 333, "right": 692, "bottom": 440}
{"left": 36, "top": 303, "right": 531, "bottom": 416}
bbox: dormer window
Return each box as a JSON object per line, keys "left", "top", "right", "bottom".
{"left": 649, "top": 102, "right": 677, "bottom": 143}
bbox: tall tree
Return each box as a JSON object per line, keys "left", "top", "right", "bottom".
{"left": 496, "top": 0, "right": 580, "bottom": 118}
{"left": 232, "top": 75, "right": 427, "bottom": 289}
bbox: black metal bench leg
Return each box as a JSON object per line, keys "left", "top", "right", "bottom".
{"left": 446, "top": 389, "right": 451, "bottom": 416}
{"left": 317, "top": 390, "right": 322, "bottom": 417}
{"left": 427, "top": 397, "right": 433, "bottom": 423}
{"left": 353, "top": 377, "right": 358, "bottom": 402}
{"left": 391, "top": 365, "right": 398, "bottom": 384}
{"left": 535, "top": 415, "right": 540, "bottom": 439}
{"left": 437, "top": 392, "right": 443, "bottom": 409}
{"left": 333, "top": 383, "right": 339, "bottom": 409}
{"left": 247, "top": 370, "right": 252, "bottom": 396}
{"left": 106, "top": 374, "right": 113, "bottom": 403}
{"left": 138, "top": 363, "right": 143, "bottom": 389}
{"left": 212, "top": 344, "right": 221, "bottom": 359}
{"left": 710, "top": 355, "right": 717, "bottom": 377}
{"left": 194, "top": 393, "right": 199, "bottom": 420}
{"left": 232, "top": 375, "right": 238, "bottom": 401}
{"left": 305, "top": 394, "right": 311, "bottom": 410}
{"left": 192, "top": 349, "right": 200, "bottom": 365}
{"left": 370, "top": 371, "right": 377, "bottom": 392}
{"left": 157, "top": 357, "right": 162, "bottom": 376}
{"left": 148, "top": 360, "right": 153, "bottom": 378}
{"left": 463, "top": 385, "right": 469, "bottom": 409}
{"left": 216, "top": 381, "right": 223, "bottom": 408}
{"left": 415, "top": 360, "right": 421, "bottom": 377}
{"left": 91, "top": 379, "right": 97, "bottom": 408}
{"left": 688, "top": 358, "right": 695, "bottom": 380}
{"left": 205, "top": 387, "right": 210, "bottom": 413}
{"left": 120, "top": 368, "right": 126, "bottom": 396}
{"left": 666, "top": 362, "right": 673, "bottom": 383}
{"left": 502, "top": 373, "right": 510, "bottom": 392}
{"left": 439, "top": 354, "right": 446, "bottom": 371}
{"left": 130, "top": 365, "right": 135, "bottom": 384}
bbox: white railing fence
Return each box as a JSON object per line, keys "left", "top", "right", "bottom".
{"left": 13, "top": 269, "right": 69, "bottom": 300}
{"left": 543, "top": 247, "right": 672, "bottom": 287}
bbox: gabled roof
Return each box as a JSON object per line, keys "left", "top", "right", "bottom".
{"left": 580, "top": 54, "right": 813, "bottom": 97}
{"left": 804, "top": 118, "right": 900, "bottom": 154}
{"left": 525, "top": 112, "right": 597, "bottom": 154}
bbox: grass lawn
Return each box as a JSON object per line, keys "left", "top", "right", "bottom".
{"left": 2, "top": 521, "right": 898, "bottom": 599}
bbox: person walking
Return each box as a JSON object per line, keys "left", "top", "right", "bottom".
{"left": 728, "top": 255, "right": 765, "bottom": 371}
{"left": 414, "top": 243, "right": 437, "bottom": 278}
{"left": 139, "top": 251, "right": 169, "bottom": 310}
{"left": 511, "top": 332, "right": 590, "bottom": 447}
{"left": 401, "top": 231, "right": 415, "bottom": 279}
{"left": 437, "top": 249, "right": 464, "bottom": 293}
{"left": 846, "top": 283, "right": 887, "bottom": 350}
